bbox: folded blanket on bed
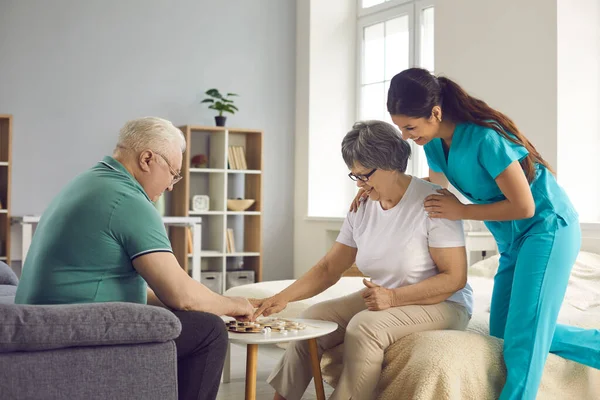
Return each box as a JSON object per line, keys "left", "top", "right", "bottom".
{"left": 225, "top": 252, "right": 600, "bottom": 399}
{"left": 320, "top": 320, "right": 600, "bottom": 400}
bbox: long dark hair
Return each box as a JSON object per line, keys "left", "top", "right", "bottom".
{"left": 386, "top": 67, "right": 553, "bottom": 182}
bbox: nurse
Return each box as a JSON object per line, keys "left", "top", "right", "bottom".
{"left": 352, "top": 67, "right": 600, "bottom": 400}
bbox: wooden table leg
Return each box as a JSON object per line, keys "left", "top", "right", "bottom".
{"left": 245, "top": 344, "right": 258, "bottom": 400}
{"left": 308, "top": 338, "right": 326, "bottom": 400}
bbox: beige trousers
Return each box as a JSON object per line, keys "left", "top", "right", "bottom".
{"left": 267, "top": 290, "right": 470, "bottom": 400}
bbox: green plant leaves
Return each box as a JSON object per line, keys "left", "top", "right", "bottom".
{"left": 201, "top": 89, "right": 239, "bottom": 115}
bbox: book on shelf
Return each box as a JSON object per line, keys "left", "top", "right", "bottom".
{"left": 228, "top": 146, "right": 238, "bottom": 169}
{"left": 187, "top": 227, "right": 193, "bottom": 254}
{"left": 235, "top": 146, "right": 247, "bottom": 170}
{"left": 227, "top": 145, "right": 247, "bottom": 170}
{"left": 226, "top": 228, "right": 236, "bottom": 253}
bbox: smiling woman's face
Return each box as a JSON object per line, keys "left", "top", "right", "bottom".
{"left": 391, "top": 114, "right": 440, "bottom": 146}
{"left": 350, "top": 162, "right": 383, "bottom": 200}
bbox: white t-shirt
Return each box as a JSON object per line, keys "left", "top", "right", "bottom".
{"left": 336, "top": 177, "right": 473, "bottom": 315}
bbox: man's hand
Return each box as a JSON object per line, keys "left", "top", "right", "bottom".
{"left": 251, "top": 296, "right": 289, "bottom": 321}
{"left": 362, "top": 279, "right": 394, "bottom": 311}
{"left": 226, "top": 296, "right": 254, "bottom": 320}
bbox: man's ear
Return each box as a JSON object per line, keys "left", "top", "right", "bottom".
{"left": 139, "top": 150, "right": 153, "bottom": 172}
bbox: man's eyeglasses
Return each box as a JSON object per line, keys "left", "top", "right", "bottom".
{"left": 155, "top": 152, "right": 183, "bottom": 185}
{"left": 348, "top": 168, "right": 377, "bottom": 182}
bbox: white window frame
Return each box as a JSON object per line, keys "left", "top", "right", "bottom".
{"left": 356, "top": 0, "right": 435, "bottom": 179}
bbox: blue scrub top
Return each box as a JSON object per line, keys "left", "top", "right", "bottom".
{"left": 424, "top": 122, "right": 578, "bottom": 252}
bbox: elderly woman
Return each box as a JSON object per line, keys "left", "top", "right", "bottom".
{"left": 252, "top": 120, "right": 473, "bottom": 400}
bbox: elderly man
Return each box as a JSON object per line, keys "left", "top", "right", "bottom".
{"left": 15, "top": 117, "right": 253, "bottom": 400}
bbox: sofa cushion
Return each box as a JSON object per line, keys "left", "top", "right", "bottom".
{"left": 0, "top": 285, "right": 16, "bottom": 304}
{"left": 0, "top": 261, "right": 18, "bottom": 286}
{"left": 0, "top": 302, "right": 182, "bottom": 353}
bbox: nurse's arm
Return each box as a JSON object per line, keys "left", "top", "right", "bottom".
{"left": 462, "top": 161, "right": 535, "bottom": 221}
{"left": 428, "top": 168, "right": 449, "bottom": 188}
{"left": 390, "top": 246, "right": 467, "bottom": 306}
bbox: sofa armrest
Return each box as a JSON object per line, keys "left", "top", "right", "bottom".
{"left": 0, "top": 302, "right": 181, "bottom": 353}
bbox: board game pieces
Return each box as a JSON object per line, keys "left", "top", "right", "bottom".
{"left": 225, "top": 318, "right": 308, "bottom": 334}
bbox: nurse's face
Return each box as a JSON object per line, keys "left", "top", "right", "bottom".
{"left": 391, "top": 112, "right": 441, "bottom": 146}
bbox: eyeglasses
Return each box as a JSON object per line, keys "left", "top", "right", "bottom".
{"left": 348, "top": 168, "right": 377, "bottom": 182}
{"left": 155, "top": 152, "right": 183, "bottom": 185}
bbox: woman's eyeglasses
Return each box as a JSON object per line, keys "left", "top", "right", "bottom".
{"left": 348, "top": 168, "right": 376, "bottom": 182}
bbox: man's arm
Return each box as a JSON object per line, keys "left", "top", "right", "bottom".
{"left": 133, "top": 252, "right": 253, "bottom": 318}
{"left": 147, "top": 287, "right": 167, "bottom": 308}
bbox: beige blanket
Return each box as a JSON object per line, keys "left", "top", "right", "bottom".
{"left": 320, "top": 317, "right": 600, "bottom": 400}
{"left": 319, "top": 252, "right": 600, "bottom": 399}
{"left": 225, "top": 252, "right": 600, "bottom": 399}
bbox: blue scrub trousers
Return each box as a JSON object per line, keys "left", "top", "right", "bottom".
{"left": 489, "top": 215, "right": 600, "bottom": 400}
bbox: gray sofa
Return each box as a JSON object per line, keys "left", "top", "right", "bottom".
{"left": 0, "top": 262, "right": 181, "bottom": 400}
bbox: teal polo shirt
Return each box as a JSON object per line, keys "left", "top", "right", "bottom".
{"left": 15, "top": 156, "right": 172, "bottom": 305}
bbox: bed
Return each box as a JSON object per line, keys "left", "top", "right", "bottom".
{"left": 224, "top": 240, "right": 600, "bottom": 399}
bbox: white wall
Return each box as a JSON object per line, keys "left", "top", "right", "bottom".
{"left": 0, "top": 0, "right": 297, "bottom": 281}
{"left": 307, "top": 0, "right": 358, "bottom": 218}
{"left": 557, "top": 0, "right": 600, "bottom": 222}
{"left": 294, "top": 0, "right": 356, "bottom": 277}
{"left": 435, "top": 0, "right": 558, "bottom": 169}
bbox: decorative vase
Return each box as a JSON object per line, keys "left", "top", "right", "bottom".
{"left": 154, "top": 194, "right": 166, "bottom": 216}
{"left": 215, "top": 116, "right": 227, "bottom": 127}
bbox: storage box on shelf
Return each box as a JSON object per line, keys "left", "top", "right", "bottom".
{"left": 0, "top": 115, "right": 12, "bottom": 264}
{"left": 169, "top": 125, "right": 263, "bottom": 293}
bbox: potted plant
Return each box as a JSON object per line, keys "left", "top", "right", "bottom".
{"left": 201, "top": 89, "right": 239, "bottom": 127}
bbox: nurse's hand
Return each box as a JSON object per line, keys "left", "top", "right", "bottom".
{"left": 349, "top": 188, "right": 368, "bottom": 212}
{"left": 424, "top": 189, "right": 466, "bottom": 220}
{"left": 362, "top": 279, "right": 394, "bottom": 311}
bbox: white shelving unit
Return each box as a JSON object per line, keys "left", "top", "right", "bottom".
{"left": 169, "top": 125, "right": 263, "bottom": 294}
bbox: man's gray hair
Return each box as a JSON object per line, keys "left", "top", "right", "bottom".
{"left": 341, "top": 120, "right": 411, "bottom": 173}
{"left": 116, "top": 117, "right": 186, "bottom": 154}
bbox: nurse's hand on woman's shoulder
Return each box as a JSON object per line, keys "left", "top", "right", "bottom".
{"left": 349, "top": 188, "right": 369, "bottom": 212}
{"left": 424, "top": 188, "right": 466, "bottom": 221}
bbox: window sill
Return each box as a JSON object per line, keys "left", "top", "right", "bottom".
{"left": 581, "top": 222, "right": 600, "bottom": 231}
{"left": 304, "top": 216, "right": 345, "bottom": 224}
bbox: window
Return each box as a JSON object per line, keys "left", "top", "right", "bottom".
{"left": 357, "top": 0, "right": 434, "bottom": 178}
{"left": 305, "top": 1, "right": 435, "bottom": 219}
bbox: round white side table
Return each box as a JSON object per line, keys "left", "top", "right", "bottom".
{"left": 226, "top": 318, "right": 338, "bottom": 400}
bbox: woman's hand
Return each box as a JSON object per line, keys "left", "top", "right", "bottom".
{"left": 349, "top": 188, "right": 368, "bottom": 212}
{"left": 362, "top": 279, "right": 394, "bottom": 311}
{"left": 424, "top": 189, "right": 466, "bottom": 220}
{"left": 250, "top": 296, "right": 289, "bottom": 321}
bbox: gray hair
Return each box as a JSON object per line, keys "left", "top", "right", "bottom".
{"left": 116, "top": 117, "right": 186, "bottom": 154}
{"left": 341, "top": 120, "right": 411, "bottom": 173}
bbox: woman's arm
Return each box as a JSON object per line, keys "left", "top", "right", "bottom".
{"left": 424, "top": 161, "right": 535, "bottom": 221}
{"left": 462, "top": 161, "right": 535, "bottom": 221}
{"left": 362, "top": 246, "right": 467, "bottom": 310}
{"left": 391, "top": 246, "right": 467, "bottom": 307}
{"left": 428, "top": 169, "right": 449, "bottom": 188}
{"left": 252, "top": 242, "right": 357, "bottom": 319}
